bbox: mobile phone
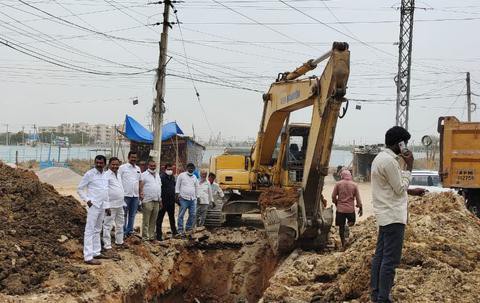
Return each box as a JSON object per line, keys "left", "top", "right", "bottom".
{"left": 398, "top": 141, "right": 409, "bottom": 155}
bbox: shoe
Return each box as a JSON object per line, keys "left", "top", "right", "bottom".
{"left": 115, "top": 243, "right": 129, "bottom": 249}
{"left": 85, "top": 259, "right": 102, "bottom": 265}
{"left": 93, "top": 253, "right": 109, "bottom": 259}
{"left": 174, "top": 233, "right": 185, "bottom": 239}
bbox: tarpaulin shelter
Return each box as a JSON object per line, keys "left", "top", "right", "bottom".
{"left": 122, "top": 115, "right": 204, "bottom": 173}
{"left": 124, "top": 115, "right": 183, "bottom": 142}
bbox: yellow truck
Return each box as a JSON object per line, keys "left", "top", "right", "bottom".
{"left": 438, "top": 116, "right": 480, "bottom": 217}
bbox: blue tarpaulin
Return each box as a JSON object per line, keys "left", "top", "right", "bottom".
{"left": 124, "top": 115, "right": 184, "bottom": 143}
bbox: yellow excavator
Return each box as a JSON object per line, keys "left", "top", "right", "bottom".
{"left": 206, "top": 42, "right": 350, "bottom": 253}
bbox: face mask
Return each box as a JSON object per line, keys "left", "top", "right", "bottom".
{"left": 148, "top": 168, "right": 155, "bottom": 173}
{"left": 165, "top": 170, "right": 173, "bottom": 176}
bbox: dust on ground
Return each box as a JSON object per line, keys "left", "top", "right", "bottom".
{"left": 0, "top": 162, "right": 94, "bottom": 296}
{"left": 262, "top": 192, "right": 480, "bottom": 302}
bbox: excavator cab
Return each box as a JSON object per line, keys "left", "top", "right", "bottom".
{"left": 285, "top": 124, "right": 310, "bottom": 184}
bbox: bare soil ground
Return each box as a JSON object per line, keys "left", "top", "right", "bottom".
{"left": 4, "top": 164, "right": 477, "bottom": 303}
{"left": 262, "top": 192, "right": 480, "bottom": 303}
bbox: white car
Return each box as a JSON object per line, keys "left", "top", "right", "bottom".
{"left": 409, "top": 170, "right": 455, "bottom": 193}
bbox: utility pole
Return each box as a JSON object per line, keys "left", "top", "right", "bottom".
{"left": 395, "top": 0, "right": 415, "bottom": 130}
{"left": 151, "top": 0, "right": 173, "bottom": 168}
{"left": 467, "top": 72, "right": 472, "bottom": 122}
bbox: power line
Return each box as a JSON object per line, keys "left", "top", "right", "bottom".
{"left": 0, "top": 36, "right": 155, "bottom": 76}
{"left": 210, "top": 0, "right": 320, "bottom": 52}
{"left": 15, "top": 0, "right": 155, "bottom": 44}
{"left": 51, "top": 0, "right": 150, "bottom": 64}
{"left": 173, "top": 10, "right": 214, "bottom": 136}
{"left": 0, "top": 3, "right": 147, "bottom": 27}
{"left": 0, "top": 12, "right": 150, "bottom": 70}
{"left": 178, "top": 17, "right": 480, "bottom": 25}
{"left": 167, "top": 73, "right": 262, "bottom": 93}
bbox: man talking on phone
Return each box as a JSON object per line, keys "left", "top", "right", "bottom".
{"left": 370, "top": 126, "right": 425, "bottom": 302}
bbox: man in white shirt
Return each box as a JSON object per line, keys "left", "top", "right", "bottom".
{"left": 175, "top": 163, "right": 199, "bottom": 234}
{"left": 77, "top": 155, "right": 110, "bottom": 265}
{"left": 197, "top": 171, "right": 213, "bottom": 227}
{"left": 370, "top": 127, "right": 425, "bottom": 303}
{"left": 208, "top": 172, "right": 224, "bottom": 207}
{"left": 141, "top": 160, "right": 162, "bottom": 241}
{"left": 102, "top": 157, "right": 127, "bottom": 250}
{"left": 119, "top": 151, "right": 143, "bottom": 237}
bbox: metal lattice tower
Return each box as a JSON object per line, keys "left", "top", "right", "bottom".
{"left": 395, "top": 0, "right": 415, "bottom": 130}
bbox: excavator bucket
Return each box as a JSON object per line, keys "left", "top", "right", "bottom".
{"left": 262, "top": 202, "right": 299, "bottom": 254}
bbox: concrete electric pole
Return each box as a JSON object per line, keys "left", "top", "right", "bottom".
{"left": 395, "top": 0, "right": 415, "bottom": 130}
{"left": 467, "top": 72, "right": 472, "bottom": 122}
{"left": 151, "top": 0, "right": 172, "bottom": 167}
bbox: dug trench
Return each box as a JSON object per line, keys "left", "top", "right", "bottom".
{"left": 122, "top": 229, "right": 281, "bottom": 303}
{"left": 0, "top": 162, "right": 281, "bottom": 302}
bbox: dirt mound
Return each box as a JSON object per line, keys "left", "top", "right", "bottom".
{"left": 0, "top": 162, "right": 92, "bottom": 295}
{"left": 36, "top": 167, "right": 82, "bottom": 189}
{"left": 258, "top": 187, "right": 300, "bottom": 212}
{"left": 262, "top": 192, "right": 480, "bottom": 302}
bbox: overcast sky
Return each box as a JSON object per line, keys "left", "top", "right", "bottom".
{"left": 1, "top": 0, "right": 479, "bottom": 144}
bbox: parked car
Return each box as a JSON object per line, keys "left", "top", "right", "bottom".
{"left": 409, "top": 170, "right": 455, "bottom": 193}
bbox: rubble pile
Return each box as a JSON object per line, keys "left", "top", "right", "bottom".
{"left": 262, "top": 192, "right": 480, "bottom": 302}
{"left": 258, "top": 187, "right": 299, "bottom": 212}
{"left": 0, "top": 163, "right": 92, "bottom": 295}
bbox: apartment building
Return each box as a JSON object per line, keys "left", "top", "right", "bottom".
{"left": 38, "top": 123, "right": 116, "bottom": 144}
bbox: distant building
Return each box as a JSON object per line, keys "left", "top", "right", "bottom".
{"left": 38, "top": 122, "right": 116, "bottom": 144}
{"left": 38, "top": 126, "right": 56, "bottom": 133}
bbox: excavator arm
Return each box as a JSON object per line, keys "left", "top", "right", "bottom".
{"left": 257, "top": 42, "right": 350, "bottom": 252}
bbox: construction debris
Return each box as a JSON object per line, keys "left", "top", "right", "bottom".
{"left": 262, "top": 192, "right": 480, "bottom": 302}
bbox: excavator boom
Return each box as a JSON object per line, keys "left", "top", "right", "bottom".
{"left": 261, "top": 42, "right": 350, "bottom": 252}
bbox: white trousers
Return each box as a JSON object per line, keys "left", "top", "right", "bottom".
{"left": 83, "top": 205, "right": 105, "bottom": 261}
{"left": 102, "top": 206, "right": 125, "bottom": 249}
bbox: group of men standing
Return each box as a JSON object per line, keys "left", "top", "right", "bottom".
{"left": 78, "top": 150, "right": 223, "bottom": 265}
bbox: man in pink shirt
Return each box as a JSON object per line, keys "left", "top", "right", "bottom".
{"left": 332, "top": 169, "right": 363, "bottom": 249}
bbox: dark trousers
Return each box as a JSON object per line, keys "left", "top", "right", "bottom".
{"left": 156, "top": 201, "right": 177, "bottom": 239}
{"left": 370, "top": 223, "right": 405, "bottom": 303}
{"left": 123, "top": 196, "right": 139, "bottom": 235}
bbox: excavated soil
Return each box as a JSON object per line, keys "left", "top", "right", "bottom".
{"left": 0, "top": 163, "right": 281, "bottom": 302}
{"left": 262, "top": 192, "right": 480, "bottom": 303}
{"left": 0, "top": 162, "right": 93, "bottom": 296}
{"left": 258, "top": 187, "right": 299, "bottom": 212}
{"left": 4, "top": 162, "right": 480, "bottom": 303}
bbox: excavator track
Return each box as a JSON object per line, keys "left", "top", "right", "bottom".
{"left": 204, "top": 201, "right": 225, "bottom": 227}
